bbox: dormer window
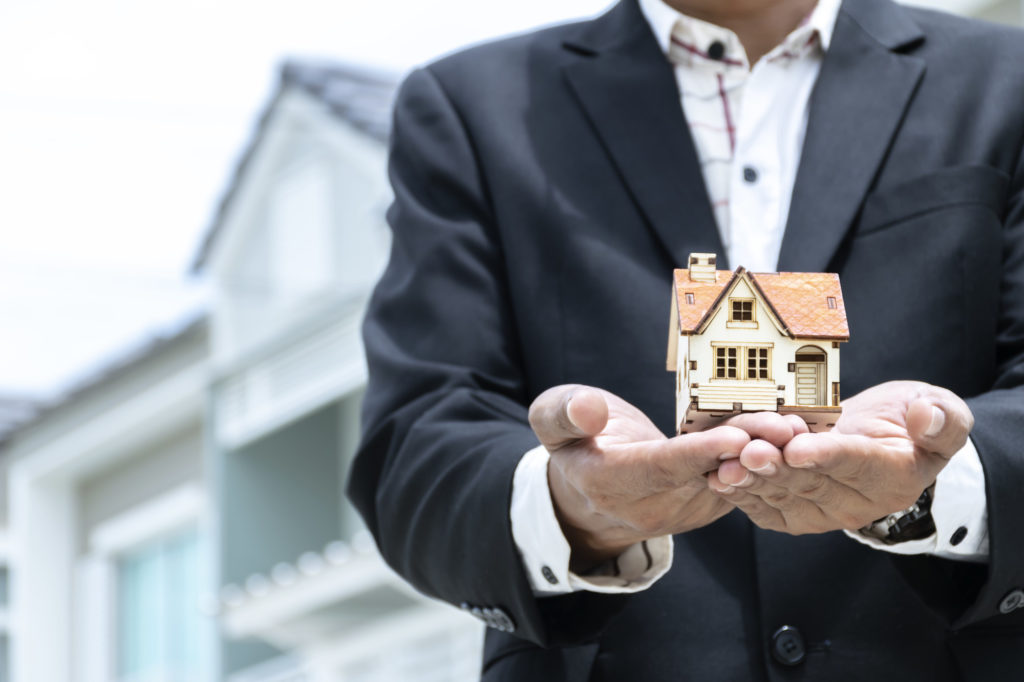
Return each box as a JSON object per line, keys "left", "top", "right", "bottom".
{"left": 730, "top": 298, "right": 754, "bottom": 322}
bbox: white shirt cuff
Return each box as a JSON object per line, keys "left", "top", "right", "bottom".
{"left": 510, "top": 444, "right": 673, "bottom": 595}
{"left": 844, "top": 436, "right": 989, "bottom": 562}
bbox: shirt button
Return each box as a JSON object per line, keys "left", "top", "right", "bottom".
{"left": 541, "top": 565, "right": 559, "bottom": 585}
{"left": 771, "top": 625, "right": 806, "bottom": 666}
{"left": 999, "top": 588, "right": 1024, "bottom": 614}
{"left": 707, "top": 41, "right": 726, "bottom": 61}
{"left": 743, "top": 166, "right": 759, "bottom": 183}
{"left": 950, "top": 526, "right": 968, "bottom": 546}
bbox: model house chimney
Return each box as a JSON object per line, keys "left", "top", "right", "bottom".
{"left": 688, "top": 253, "right": 717, "bottom": 282}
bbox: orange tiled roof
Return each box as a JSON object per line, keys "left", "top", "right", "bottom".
{"left": 673, "top": 268, "right": 849, "bottom": 340}
{"left": 749, "top": 271, "right": 849, "bottom": 339}
{"left": 673, "top": 269, "right": 735, "bottom": 332}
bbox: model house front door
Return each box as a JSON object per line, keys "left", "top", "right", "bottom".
{"left": 794, "top": 347, "right": 826, "bottom": 406}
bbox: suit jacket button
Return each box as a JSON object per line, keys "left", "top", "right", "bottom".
{"left": 493, "top": 607, "right": 516, "bottom": 633}
{"left": 999, "top": 589, "right": 1024, "bottom": 614}
{"left": 771, "top": 626, "right": 806, "bottom": 666}
{"left": 541, "top": 565, "right": 559, "bottom": 585}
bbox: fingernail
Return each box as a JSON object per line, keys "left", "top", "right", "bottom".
{"left": 712, "top": 482, "right": 734, "bottom": 493}
{"left": 749, "top": 462, "right": 777, "bottom": 476}
{"left": 736, "top": 472, "right": 753, "bottom": 487}
{"left": 718, "top": 452, "right": 739, "bottom": 461}
{"left": 926, "top": 406, "right": 945, "bottom": 437}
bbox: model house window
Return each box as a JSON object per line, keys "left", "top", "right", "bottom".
{"left": 832, "top": 382, "right": 841, "bottom": 406}
{"left": 747, "top": 347, "right": 771, "bottom": 380}
{"left": 827, "top": 296, "right": 837, "bottom": 309}
{"left": 117, "top": 527, "right": 204, "bottom": 681}
{"left": 730, "top": 299, "right": 754, "bottom": 322}
{"left": 715, "top": 347, "right": 739, "bottom": 378}
{"left": 685, "top": 293, "right": 695, "bottom": 305}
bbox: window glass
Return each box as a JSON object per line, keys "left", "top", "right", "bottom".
{"left": 747, "top": 347, "right": 770, "bottom": 380}
{"left": 715, "top": 347, "right": 739, "bottom": 378}
{"left": 730, "top": 299, "right": 754, "bottom": 322}
{"left": 117, "top": 527, "right": 206, "bottom": 682}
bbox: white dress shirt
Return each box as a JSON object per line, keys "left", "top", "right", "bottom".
{"left": 510, "top": 0, "right": 989, "bottom": 596}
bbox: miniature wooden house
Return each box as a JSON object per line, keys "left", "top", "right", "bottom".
{"left": 667, "top": 253, "right": 850, "bottom": 434}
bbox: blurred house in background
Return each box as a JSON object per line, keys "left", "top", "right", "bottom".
{"left": 0, "top": 1, "right": 1021, "bottom": 681}
{"left": 192, "top": 60, "right": 482, "bottom": 682}
{"left": 0, "top": 60, "right": 482, "bottom": 682}
{"left": 2, "top": 317, "right": 210, "bottom": 682}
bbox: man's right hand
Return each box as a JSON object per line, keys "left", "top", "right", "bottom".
{"left": 529, "top": 385, "right": 799, "bottom": 572}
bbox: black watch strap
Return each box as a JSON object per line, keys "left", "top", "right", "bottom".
{"left": 860, "top": 484, "right": 936, "bottom": 544}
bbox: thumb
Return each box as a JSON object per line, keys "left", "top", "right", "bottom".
{"left": 528, "top": 384, "right": 609, "bottom": 450}
{"left": 906, "top": 393, "right": 974, "bottom": 460}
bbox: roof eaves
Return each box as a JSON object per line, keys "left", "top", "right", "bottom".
{"left": 1, "top": 313, "right": 209, "bottom": 445}
{"left": 188, "top": 79, "right": 288, "bottom": 274}
{"left": 189, "top": 59, "right": 400, "bottom": 275}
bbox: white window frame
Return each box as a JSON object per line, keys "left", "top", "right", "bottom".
{"left": 75, "top": 484, "right": 205, "bottom": 682}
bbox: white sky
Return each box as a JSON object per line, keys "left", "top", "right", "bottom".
{"left": 0, "top": 0, "right": 998, "bottom": 400}
{"left": 0, "top": 0, "right": 613, "bottom": 399}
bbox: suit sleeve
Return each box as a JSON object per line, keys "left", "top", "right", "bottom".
{"left": 956, "top": 138, "right": 1024, "bottom": 628}
{"left": 346, "top": 66, "right": 630, "bottom": 647}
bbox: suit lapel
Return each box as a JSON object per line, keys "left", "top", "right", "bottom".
{"left": 778, "top": 0, "right": 926, "bottom": 272}
{"left": 562, "top": 1, "right": 725, "bottom": 269}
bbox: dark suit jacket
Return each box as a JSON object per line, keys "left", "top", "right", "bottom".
{"left": 348, "top": 0, "right": 1024, "bottom": 679}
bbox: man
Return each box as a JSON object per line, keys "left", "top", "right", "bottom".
{"left": 348, "top": 0, "right": 1024, "bottom": 679}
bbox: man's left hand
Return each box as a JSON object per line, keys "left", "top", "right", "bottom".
{"left": 706, "top": 381, "right": 974, "bottom": 534}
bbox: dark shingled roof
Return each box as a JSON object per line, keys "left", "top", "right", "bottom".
{"left": 190, "top": 59, "right": 400, "bottom": 273}
{"left": 0, "top": 394, "right": 43, "bottom": 446}
{"left": 0, "top": 314, "right": 208, "bottom": 448}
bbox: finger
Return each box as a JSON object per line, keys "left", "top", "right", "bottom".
{"left": 710, "top": 465, "right": 855, "bottom": 531}
{"left": 784, "top": 414, "right": 811, "bottom": 436}
{"left": 905, "top": 395, "right": 974, "bottom": 460}
{"left": 732, "top": 454, "right": 855, "bottom": 512}
{"left": 723, "top": 412, "right": 801, "bottom": 448}
{"left": 640, "top": 426, "right": 750, "bottom": 490}
{"left": 706, "top": 480, "right": 789, "bottom": 532}
{"left": 782, "top": 431, "right": 882, "bottom": 479}
{"left": 718, "top": 442, "right": 834, "bottom": 502}
{"left": 738, "top": 438, "right": 785, "bottom": 476}
{"left": 529, "top": 385, "right": 609, "bottom": 450}
{"left": 714, "top": 439, "right": 780, "bottom": 486}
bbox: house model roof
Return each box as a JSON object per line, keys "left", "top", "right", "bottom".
{"left": 673, "top": 267, "right": 850, "bottom": 340}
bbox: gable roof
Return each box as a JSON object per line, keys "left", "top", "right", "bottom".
{"left": 673, "top": 268, "right": 736, "bottom": 333}
{"left": 189, "top": 59, "right": 400, "bottom": 274}
{"left": 749, "top": 271, "right": 849, "bottom": 340}
{"left": 673, "top": 267, "right": 849, "bottom": 340}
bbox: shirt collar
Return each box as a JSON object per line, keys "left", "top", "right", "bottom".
{"left": 638, "top": 0, "right": 840, "bottom": 67}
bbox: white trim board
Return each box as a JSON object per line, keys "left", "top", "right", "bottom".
{"left": 89, "top": 483, "right": 205, "bottom": 557}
